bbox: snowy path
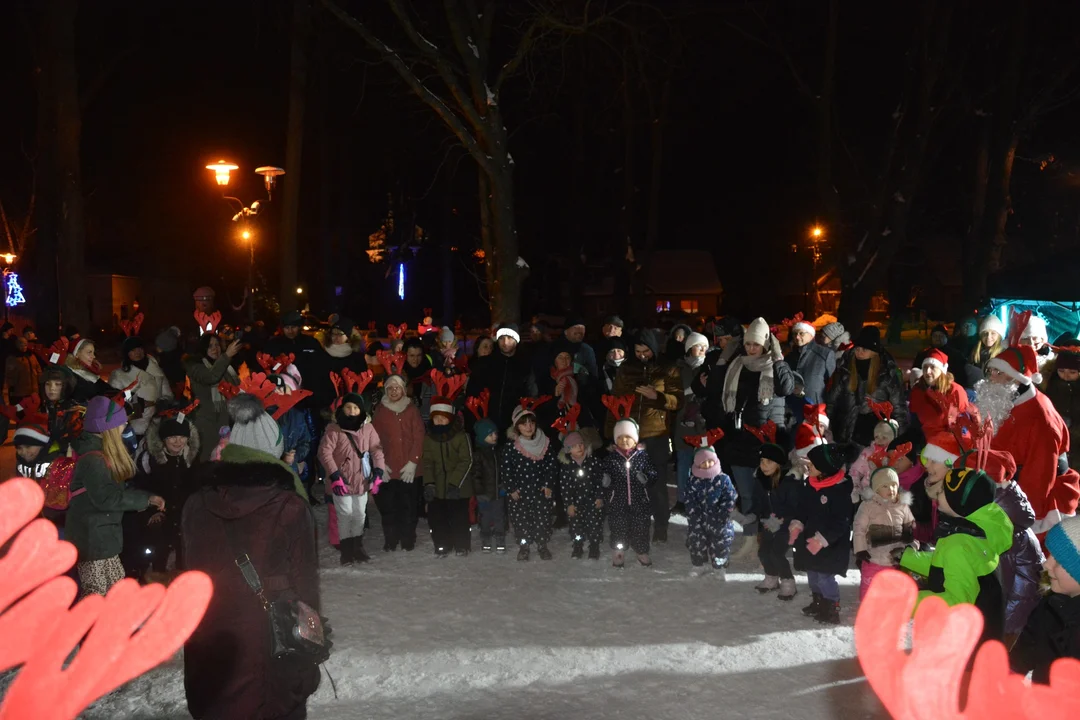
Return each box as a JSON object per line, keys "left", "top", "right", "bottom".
{"left": 80, "top": 504, "right": 887, "bottom": 719}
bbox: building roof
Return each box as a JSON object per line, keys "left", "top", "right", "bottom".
{"left": 644, "top": 250, "right": 723, "bottom": 295}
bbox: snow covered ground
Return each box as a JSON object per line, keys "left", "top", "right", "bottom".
{"left": 78, "top": 505, "right": 887, "bottom": 719}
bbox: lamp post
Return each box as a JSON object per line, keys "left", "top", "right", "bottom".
{"left": 807, "top": 225, "right": 826, "bottom": 317}
{"left": 205, "top": 161, "right": 284, "bottom": 323}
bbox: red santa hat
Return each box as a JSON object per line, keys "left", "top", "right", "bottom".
{"left": 987, "top": 345, "right": 1043, "bottom": 386}
{"left": 921, "top": 348, "right": 949, "bottom": 373}
{"left": 964, "top": 448, "right": 1017, "bottom": 487}
{"left": 1020, "top": 315, "right": 1048, "bottom": 341}
{"left": 794, "top": 422, "right": 825, "bottom": 457}
{"left": 430, "top": 395, "right": 455, "bottom": 421}
{"left": 922, "top": 431, "right": 966, "bottom": 467}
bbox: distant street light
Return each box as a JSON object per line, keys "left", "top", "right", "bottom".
{"left": 206, "top": 160, "right": 239, "bottom": 187}
{"left": 255, "top": 166, "right": 286, "bottom": 200}
{"left": 295, "top": 286, "right": 304, "bottom": 295}
{"left": 241, "top": 230, "right": 251, "bottom": 241}
{"left": 810, "top": 225, "right": 824, "bottom": 240}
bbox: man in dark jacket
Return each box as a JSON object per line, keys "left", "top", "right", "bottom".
{"left": 465, "top": 323, "right": 538, "bottom": 434}
{"left": 605, "top": 329, "right": 683, "bottom": 542}
{"left": 785, "top": 320, "right": 835, "bottom": 405}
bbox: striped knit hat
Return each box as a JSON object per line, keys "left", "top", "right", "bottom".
{"left": 1046, "top": 515, "right": 1080, "bottom": 587}
{"left": 13, "top": 418, "right": 50, "bottom": 447}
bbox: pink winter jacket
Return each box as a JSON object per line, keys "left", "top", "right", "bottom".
{"left": 852, "top": 492, "right": 916, "bottom": 567}
{"left": 318, "top": 422, "right": 387, "bottom": 495}
{"left": 371, "top": 397, "right": 425, "bottom": 479}
{"left": 850, "top": 442, "right": 889, "bottom": 502}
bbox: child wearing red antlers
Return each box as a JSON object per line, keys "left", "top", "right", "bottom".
{"left": 683, "top": 428, "right": 737, "bottom": 578}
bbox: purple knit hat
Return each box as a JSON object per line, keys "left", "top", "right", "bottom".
{"left": 83, "top": 395, "right": 128, "bottom": 433}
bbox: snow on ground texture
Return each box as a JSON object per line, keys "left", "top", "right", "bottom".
{"left": 78, "top": 505, "right": 886, "bottom": 719}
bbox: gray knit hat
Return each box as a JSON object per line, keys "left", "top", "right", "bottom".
{"left": 155, "top": 326, "right": 181, "bottom": 353}
{"left": 227, "top": 394, "right": 284, "bottom": 459}
{"left": 438, "top": 326, "right": 455, "bottom": 343}
{"left": 821, "top": 322, "right": 846, "bottom": 342}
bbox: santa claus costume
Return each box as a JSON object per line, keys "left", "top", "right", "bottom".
{"left": 983, "top": 345, "right": 1080, "bottom": 537}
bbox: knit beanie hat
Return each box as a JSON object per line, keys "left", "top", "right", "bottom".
{"left": 1046, "top": 515, "right": 1080, "bottom": 587}
{"left": 1059, "top": 351, "right": 1080, "bottom": 372}
{"left": 281, "top": 310, "right": 303, "bottom": 328}
{"left": 692, "top": 446, "right": 720, "bottom": 478}
{"left": 874, "top": 419, "right": 899, "bottom": 442}
{"left": 511, "top": 404, "right": 535, "bottom": 429}
{"left": 855, "top": 325, "right": 882, "bottom": 353}
{"left": 759, "top": 442, "right": 788, "bottom": 466}
{"left": 684, "top": 332, "right": 709, "bottom": 353}
{"left": 13, "top": 418, "right": 50, "bottom": 447}
{"left": 979, "top": 315, "right": 1005, "bottom": 338}
{"left": 604, "top": 315, "right": 624, "bottom": 329}
{"left": 562, "top": 431, "right": 585, "bottom": 449}
{"left": 438, "top": 326, "right": 455, "bottom": 343}
{"left": 495, "top": 323, "right": 521, "bottom": 345}
{"left": 430, "top": 395, "right": 455, "bottom": 422}
{"left": 121, "top": 335, "right": 143, "bottom": 358}
{"left": 155, "top": 326, "right": 181, "bottom": 353}
{"left": 870, "top": 467, "right": 900, "bottom": 495}
{"left": 821, "top": 322, "right": 846, "bottom": 343}
{"left": 333, "top": 316, "right": 356, "bottom": 339}
{"left": 474, "top": 417, "right": 498, "bottom": 443}
{"left": 383, "top": 374, "right": 407, "bottom": 392}
{"left": 84, "top": 396, "right": 128, "bottom": 434}
{"left": 743, "top": 317, "right": 770, "bottom": 347}
{"left": 613, "top": 418, "right": 640, "bottom": 444}
{"left": 227, "top": 394, "right": 284, "bottom": 459}
{"left": 159, "top": 417, "right": 191, "bottom": 439}
{"left": 807, "top": 443, "right": 845, "bottom": 477}
{"left": 940, "top": 467, "right": 996, "bottom": 518}
{"left": 341, "top": 392, "right": 367, "bottom": 415}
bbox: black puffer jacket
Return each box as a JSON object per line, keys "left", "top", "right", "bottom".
{"left": 466, "top": 351, "right": 538, "bottom": 433}
{"left": 824, "top": 349, "right": 907, "bottom": 446}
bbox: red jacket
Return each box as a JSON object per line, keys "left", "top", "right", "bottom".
{"left": 909, "top": 380, "right": 968, "bottom": 438}
{"left": 372, "top": 395, "right": 425, "bottom": 479}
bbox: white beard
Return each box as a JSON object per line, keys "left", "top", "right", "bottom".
{"left": 974, "top": 379, "right": 1019, "bottom": 434}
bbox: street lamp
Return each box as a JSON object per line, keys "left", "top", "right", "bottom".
{"left": 206, "top": 160, "right": 238, "bottom": 187}
{"left": 810, "top": 225, "right": 824, "bottom": 240}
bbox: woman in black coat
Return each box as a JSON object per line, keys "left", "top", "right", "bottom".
{"left": 824, "top": 326, "right": 907, "bottom": 448}
{"left": 181, "top": 442, "right": 320, "bottom": 720}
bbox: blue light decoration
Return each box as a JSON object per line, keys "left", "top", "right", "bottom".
{"left": 5, "top": 272, "right": 25, "bottom": 307}
{"left": 398, "top": 263, "right": 405, "bottom": 300}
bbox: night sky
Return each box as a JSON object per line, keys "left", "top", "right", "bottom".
{"left": 3, "top": 1, "right": 1079, "bottom": 326}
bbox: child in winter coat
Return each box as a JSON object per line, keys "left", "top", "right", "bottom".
{"left": 853, "top": 466, "right": 916, "bottom": 600}
{"left": 849, "top": 415, "right": 898, "bottom": 503}
{"left": 600, "top": 418, "right": 658, "bottom": 568}
{"left": 684, "top": 439, "right": 737, "bottom": 578}
{"left": 752, "top": 442, "right": 801, "bottom": 600}
{"left": 1010, "top": 514, "right": 1080, "bottom": 683}
{"left": 898, "top": 461, "right": 1013, "bottom": 647}
{"left": 422, "top": 395, "right": 474, "bottom": 557}
{"left": 789, "top": 443, "right": 853, "bottom": 625}
{"left": 558, "top": 430, "right": 605, "bottom": 560}
{"left": 318, "top": 392, "right": 387, "bottom": 565}
{"left": 501, "top": 404, "right": 558, "bottom": 561}
{"left": 470, "top": 417, "right": 505, "bottom": 553}
{"left": 270, "top": 367, "right": 313, "bottom": 486}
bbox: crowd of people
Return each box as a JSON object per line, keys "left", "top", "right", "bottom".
{"left": 6, "top": 285, "right": 1080, "bottom": 717}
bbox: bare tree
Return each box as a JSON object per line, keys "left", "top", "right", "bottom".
{"left": 319, "top": 0, "right": 613, "bottom": 324}
{"left": 280, "top": 0, "right": 314, "bottom": 312}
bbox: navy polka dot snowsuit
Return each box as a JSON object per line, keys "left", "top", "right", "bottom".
{"left": 557, "top": 450, "right": 606, "bottom": 545}
{"left": 601, "top": 446, "right": 658, "bottom": 555}
{"left": 501, "top": 434, "right": 558, "bottom": 547}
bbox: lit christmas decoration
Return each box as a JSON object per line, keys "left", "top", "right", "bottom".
{"left": 398, "top": 263, "right": 405, "bottom": 300}
{"left": 5, "top": 272, "right": 26, "bottom": 307}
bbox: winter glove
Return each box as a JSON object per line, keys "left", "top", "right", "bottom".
{"left": 602, "top": 473, "right": 612, "bottom": 488}
{"left": 855, "top": 550, "right": 872, "bottom": 569}
{"left": 900, "top": 525, "right": 914, "bottom": 543}
{"left": 889, "top": 543, "right": 919, "bottom": 567}
{"left": 423, "top": 484, "right": 436, "bottom": 503}
{"left": 635, "top": 471, "right": 648, "bottom": 485}
{"left": 787, "top": 520, "right": 804, "bottom": 546}
{"left": 732, "top": 510, "right": 757, "bottom": 527}
{"left": 329, "top": 472, "right": 349, "bottom": 497}
{"left": 763, "top": 514, "right": 783, "bottom": 533}
{"left": 400, "top": 461, "right": 418, "bottom": 484}
{"left": 806, "top": 532, "right": 828, "bottom": 556}
{"left": 447, "top": 485, "right": 461, "bottom": 500}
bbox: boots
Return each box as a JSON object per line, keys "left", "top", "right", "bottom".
{"left": 652, "top": 524, "right": 668, "bottom": 543}
{"left": 612, "top": 549, "right": 625, "bottom": 568}
{"left": 802, "top": 592, "right": 824, "bottom": 616}
{"left": 338, "top": 538, "right": 355, "bottom": 566}
{"left": 711, "top": 558, "right": 727, "bottom": 580}
{"left": 637, "top": 553, "right": 652, "bottom": 567}
{"left": 778, "top": 578, "right": 798, "bottom": 601}
{"left": 571, "top": 541, "right": 584, "bottom": 559}
{"left": 538, "top": 544, "right": 553, "bottom": 561}
{"left": 816, "top": 600, "right": 841, "bottom": 625}
{"left": 354, "top": 537, "right": 371, "bottom": 563}
{"left": 517, "top": 543, "right": 530, "bottom": 562}
{"left": 481, "top": 534, "right": 493, "bottom": 553}
{"left": 588, "top": 541, "right": 600, "bottom": 560}
{"left": 495, "top": 534, "right": 507, "bottom": 553}
{"left": 755, "top": 575, "right": 780, "bottom": 593}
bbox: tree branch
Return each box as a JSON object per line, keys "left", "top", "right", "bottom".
{"left": 443, "top": 0, "right": 489, "bottom": 112}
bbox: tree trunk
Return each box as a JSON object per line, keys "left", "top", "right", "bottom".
{"left": 816, "top": 0, "right": 840, "bottom": 226}
{"left": 484, "top": 156, "right": 521, "bottom": 325}
{"left": 280, "top": 0, "right": 312, "bottom": 311}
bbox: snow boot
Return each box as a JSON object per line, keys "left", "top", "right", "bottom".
{"left": 495, "top": 535, "right": 507, "bottom": 553}
{"left": 538, "top": 544, "right": 553, "bottom": 561}
{"left": 517, "top": 544, "right": 530, "bottom": 562}
{"left": 338, "top": 539, "right": 355, "bottom": 566}
{"left": 435, "top": 546, "right": 450, "bottom": 559}
{"left": 755, "top": 575, "right": 780, "bottom": 593}
{"left": 689, "top": 561, "right": 708, "bottom": 577}
{"left": 588, "top": 541, "right": 601, "bottom": 560}
{"left": 571, "top": 541, "right": 584, "bottom": 559}
{"left": 652, "top": 525, "right": 668, "bottom": 543}
{"left": 637, "top": 553, "right": 653, "bottom": 567}
{"left": 778, "top": 578, "right": 798, "bottom": 601}
{"left": 816, "top": 600, "right": 841, "bottom": 625}
{"left": 711, "top": 558, "right": 727, "bottom": 580}
{"left": 481, "top": 534, "right": 493, "bottom": 553}
{"left": 612, "top": 550, "right": 625, "bottom": 568}
{"left": 802, "top": 592, "right": 825, "bottom": 616}
{"left": 354, "top": 538, "right": 371, "bottom": 563}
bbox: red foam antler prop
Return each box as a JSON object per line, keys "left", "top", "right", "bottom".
{"left": 155, "top": 400, "right": 200, "bottom": 422}
{"left": 118, "top": 313, "right": 144, "bottom": 338}
{"left": 466, "top": 389, "right": 490, "bottom": 421}
{"left": 35, "top": 337, "right": 71, "bottom": 367}
{"left": 387, "top": 323, "right": 407, "bottom": 340}
{"left": 780, "top": 312, "right": 804, "bottom": 329}
{"left": 745, "top": 420, "right": 777, "bottom": 444}
{"left": 855, "top": 568, "right": 1080, "bottom": 719}
{"left": 520, "top": 396, "right": 553, "bottom": 413}
{"left": 341, "top": 368, "right": 374, "bottom": 396}
{"left": 376, "top": 350, "right": 406, "bottom": 377}
{"left": 803, "top": 403, "right": 827, "bottom": 431}
{"left": 551, "top": 403, "right": 582, "bottom": 433}
{"left": 0, "top": 393, "right": 43, "bottom": 422}
{"left": 217, "top": 381, "right": 241, "bottom": 401}
{"left": 1005, "top": 307, "right": 1032, "bottom": 350}
{"left": 194, "top": 311, "right": 222, "bottom": 335}
{"left": 429, "top": 369, "right": 469, "bottom": 400}
{"left": 0, "top": 477, "right": 213, "bottom": 720}
{"left": 869, "top": 399, "right": 894, "bottom": 422}
{"left": 602, "top": 394, "right": 635, "bottom": 420}
{"left": 237, "top": 372, "right": 312, "bottom": 421}
{"left": 683, "top": 427, "right": 726, "bottom": 449}
{"left": 256, "top": 352, "right": 296, "bottom": 375}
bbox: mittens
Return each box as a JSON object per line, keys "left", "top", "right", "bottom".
{"left": 423, "top": 484, "right": 436, "bottom": 503}
{"left": 806, "top": 533, "right": 827, "bottom": 555}
{"left": 400, "top": 461, "right": 418, "bottom": 483}
{"left": 763, "top": 514, "right": 782, "bottom": 533}
{"left": 635, "top": 471, "right": 648, "bottom": 485}
{"left": 787, "top": 520, "right": 804, "bottom": 546}
{"left": 855, "top": 550, "right": 871, "bottom": 568}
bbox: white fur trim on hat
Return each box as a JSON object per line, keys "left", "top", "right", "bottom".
{"left": 987, "top": 354, "right": 1042, "bottom": 386}
{"left": 430, "top": 402, "right": 454, "bottom": 416}
{"left": 922, "top": 442, "right": 960, "bottom": 466}
{"left": 495, "top": 327, "right": 521, "bottom": 344}
{"left": 921, "top": 349, "right": 948, "bottom": 372}
{"left": 792, "top": 321, "right": 816, "bottom": 338}
{"left": 13, "top": 427, "right": 50, "bottom": 445}
{"left": 614, "top": 419, "right": 639, "bottom": 443}
{"left": 1021, "top": 315, "right": 1048, "bottom": 341}
{"left": 744, "top": 317, "right": 770, "bottom": 347}
{"left": 979, "top": 315, "right": 1005, "bottom": 337}
{"left": 684, "top": 332, "right": 709, "bottom": 353}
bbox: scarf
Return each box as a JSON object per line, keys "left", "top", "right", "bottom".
{"left": 685, "top": 354, "right": 705, "bottom": 370}
{"left": 552, "top": 366, "right": 578, "bottom": 407}
{"left": 515, "top": 430, "right": 550, "bottom": 461}
{"left": 326, "top": 342, "right": 353, "bottom": 359}
{"left": 809, "top": 467, "right": 847, "bottom": 491}
{"left": 128, "top": 356, "right": 150, "bottom": 372}
{"left": 380, "top": 392, "right": 411, "bottom": 415}
{"left": 722, "top": 353, "right": 775, "bottom": 414}
{"left": 441, "top": 347, "right": 458, "bottom": 367}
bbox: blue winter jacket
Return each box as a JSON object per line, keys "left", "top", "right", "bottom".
{"left": 686, "top": 470, "right": 738, "bottom": 521}
{"left": 278, "top": 408, "right": 313, "bottom": 480}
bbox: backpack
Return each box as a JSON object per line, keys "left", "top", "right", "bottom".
{"left": 39, "top": 451, "right": 102, "bottom": 511}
